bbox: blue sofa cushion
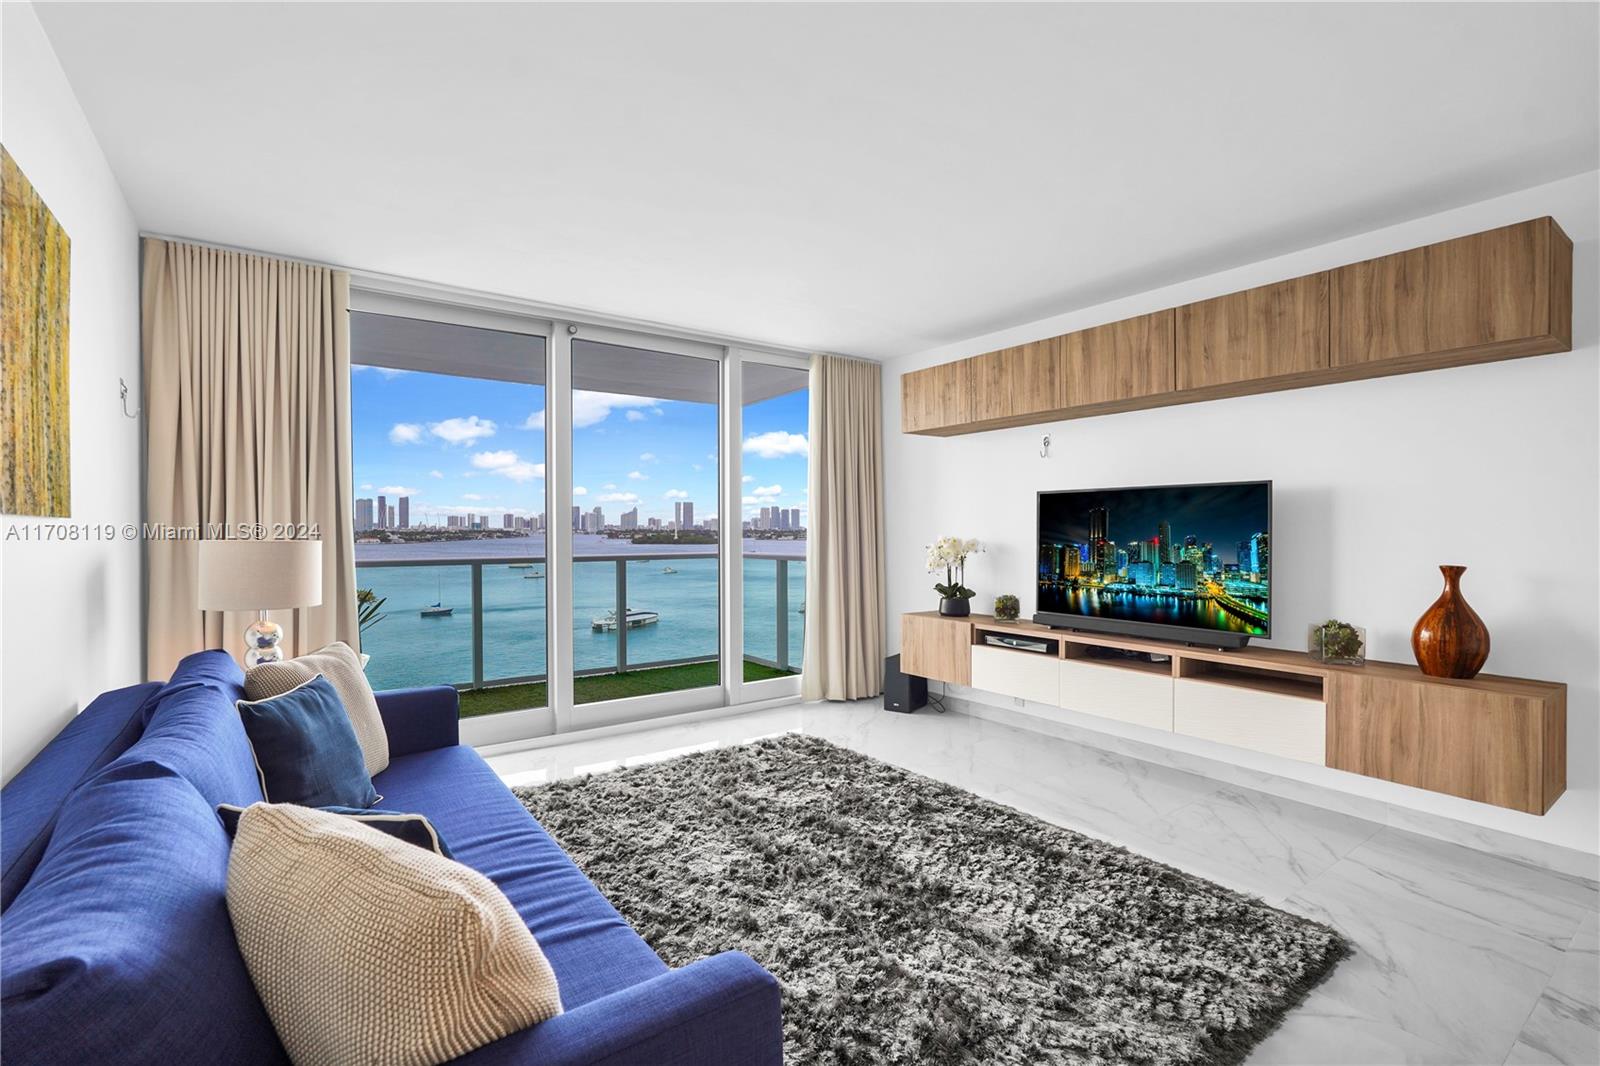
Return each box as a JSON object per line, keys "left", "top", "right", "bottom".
{"left": 134, "top": 650, "right": 264, "bottom": 809}
{"left": 0, "top": 681, "right": 160, "bottom": 912}
{"left": 0, "top": 760, "right": 287, "bottom": 1065}
{"left": 235, "top": 675, "right": 379, "bottom": 809}
{"left": 373, "top": 745, "right": 669, "bottom": 1009}
{"left": 216, "top": 803, "right": 452, "bottom": 857}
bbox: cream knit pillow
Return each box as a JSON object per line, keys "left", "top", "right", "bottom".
{"left": 246, "top": 642, "right": 389, "bottom": 776}
{"left": 226, "top": 803, "right": 562, "bottom": 1066}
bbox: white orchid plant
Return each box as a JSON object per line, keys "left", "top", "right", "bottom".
{"left": 927, "top": 536, "right": 982, "bottom": 601}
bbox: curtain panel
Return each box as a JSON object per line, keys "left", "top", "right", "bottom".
{"left": 801, "top": 354, "right": 887, "bottom": 701}
{"left": 142, "top": 238, "right": 358, "bottom": 679}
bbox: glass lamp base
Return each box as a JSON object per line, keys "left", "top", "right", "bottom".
{"left": 243, "top": 617, "right": 284, "bottom": 668}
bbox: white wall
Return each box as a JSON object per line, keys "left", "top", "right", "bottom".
{"left": 883, "top": 172, "right": 1600, "bottom": 860}
{"left": 0, "top": 3, "right": 143, "bottom": 783}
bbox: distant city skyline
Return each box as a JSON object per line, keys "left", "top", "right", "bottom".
{"left": 352, "top": 366, "right": 809, "bottom": 528}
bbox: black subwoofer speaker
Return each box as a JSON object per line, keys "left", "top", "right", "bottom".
{"left": 883, "top": 654, "right": 927, "bottom": 713}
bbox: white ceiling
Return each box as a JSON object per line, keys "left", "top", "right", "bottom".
{"left": 34, "top": 2, "right": 1600, "bottom": 360}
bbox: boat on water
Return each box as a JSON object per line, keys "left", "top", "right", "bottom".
{"left": 523, "top": 570, "right": 545, "bottom": 579}
{"left": 591, "top": 608, "right": 659, "bottom": 632}
{"left": 507, "top": 563, "right": 535, "bottom": 570}
{"left": 661, "top": 566, "right": 677, "bottom": 574}
{"left": 420, "top": 574, "right": 452, "bottom": 617}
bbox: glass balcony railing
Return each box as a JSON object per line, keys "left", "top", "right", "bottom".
{"left": 355, "top": 553, "right": 802, "bottom": 715}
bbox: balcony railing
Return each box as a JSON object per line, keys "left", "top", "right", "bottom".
{"left": 354, "top": 553, "right": 803, "bottom": 695}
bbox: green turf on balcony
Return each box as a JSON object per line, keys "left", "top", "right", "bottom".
{"left": 457, "top": 659, "right": 795, "bottom": 718}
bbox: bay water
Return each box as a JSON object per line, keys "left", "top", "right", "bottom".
{"left": 356, "top": 534, "right": 804, "bottom": 691}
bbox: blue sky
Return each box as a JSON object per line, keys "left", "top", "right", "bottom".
{"left": 352, "top": 367, "right": 808, "bottom": 526}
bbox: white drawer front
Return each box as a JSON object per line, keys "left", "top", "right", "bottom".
{"left": 1060, "top": 661, "right": 1173, "bottom": 731}
{"left": 970, "top": 646, "right": 1060, "bottom": 705}
{"left": 1173, "top": 679, "right": 1326, "bottom": 764}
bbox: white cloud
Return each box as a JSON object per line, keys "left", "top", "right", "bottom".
{"left": 741, "top": 496, "right": 759, "bottom": 505}
{"left": 379, "top": 485, "right": 420, "bottom": 496}
{"left": 429, "top": 416, "right": 497, "bottom": 445}
{"left": 743, "top": 431, "right": 808, "bottom": 459}
{"left": 461, "top": 493, "right": 484, "bottom": 502}
{"left": 354, "top": 365, "right": 409, "bottom": 379}
{"left": 639, "top": 453, "right": 656, "bottom": 462}
{"left": 627, "top": 470, "right": 647, "bottom": 481}
{"left": 522, "top": 410, "right": 545, "bottom": 431}
{"left": 663, "top": 489, "right": 689, "bottom": 499}
{"left": 706, "top": 453, "right": 717, "bottom": 462}
{"left": 360, "top": 483, "right": 373, "bottom": 490}
{"left": 741, "top": 475, "right": 753, "bottom": 483}
{"left": 429, "top": 470, "right": 444, "bottom": 479}
{"left": 597, "top": 491, "right": 639, "bottom": 504}
{"left": 691, "top": 464, "right": 702, "bottom": 472}
{"left": 470, "top": 450, "right": 543, "bottom": 483}
{"left": 573, "top": 486, "right": 588, "bottom": 496}
{"left": 389, "top": 422, "right": 424, "bottom": 445}
{"left": 602, "top": 483, "right": 617, "bottom": 491}
{"left": 625, "top": 410, "right": 647, "bottom": 423}
{"left": 470, "top": 450, "right": 519, "bottom": 470}
{"left": 752, "top": 483, "right": 782, "bottom": 498}
{"left": 572, "top": 391, "right": 662, "bottom": 429}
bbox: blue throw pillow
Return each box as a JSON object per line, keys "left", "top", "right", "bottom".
{"left": 216, "top": 803, "right": 452, "bottom": 858}
{"left": 235, "top": 675, "right": 379, "bottom": 809}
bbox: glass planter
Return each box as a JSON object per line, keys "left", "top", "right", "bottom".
{"left": 1308, "top": 620, "right": 1366, "bottom": 666}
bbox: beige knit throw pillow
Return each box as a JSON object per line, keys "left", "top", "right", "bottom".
{"left": 226, "top": 803, "right": 562, "bottom": 1066}
{"left": 246, "top": 642, "right": 389, "bottom": 776}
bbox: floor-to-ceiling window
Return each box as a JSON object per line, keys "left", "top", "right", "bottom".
{"left": 349, "top": 294, "right": 809, "bottom": 742}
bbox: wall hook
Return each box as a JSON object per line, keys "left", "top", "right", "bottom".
{"left": 120, "top": 378, "right": 140, "bottom": 419}
{"left": 1039, "top": 433, "right": 1051, "bottom": 459}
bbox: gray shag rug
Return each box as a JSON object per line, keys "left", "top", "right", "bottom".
{"left": 514, "top": 734, "right": 1347, "bottom": 1066}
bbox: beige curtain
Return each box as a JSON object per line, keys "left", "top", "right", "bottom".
{"left": 801, "top": 354, "right": 886, "bottom": 701}
{"left": 142, "top": 238, "right": 358, "bottom": 679}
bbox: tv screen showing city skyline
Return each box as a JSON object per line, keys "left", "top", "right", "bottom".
{"left": 1037, "top": 481, "right": 1272, "bottom": 637}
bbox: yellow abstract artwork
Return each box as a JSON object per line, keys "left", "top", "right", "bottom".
{"left": 2, "top": 144, "right": 71, "bottom": 517}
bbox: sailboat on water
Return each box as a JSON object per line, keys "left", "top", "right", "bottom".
{"left": 420, "top": 573, "right": 453, "bottom": 617}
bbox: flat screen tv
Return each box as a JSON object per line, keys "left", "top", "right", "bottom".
{"left": 1035, "top": 480, "right": 1271, "bottom": 649}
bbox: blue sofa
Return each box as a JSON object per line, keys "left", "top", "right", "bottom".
{"left": 0, "top": 651, "right": 782, "bottom": 1066}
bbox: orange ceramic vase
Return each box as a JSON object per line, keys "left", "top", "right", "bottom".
{"left": 1411, "top": 565, "right": 1491, "bottom": 679}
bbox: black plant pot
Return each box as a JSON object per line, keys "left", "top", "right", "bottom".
{"left": 939, "top": 597, "right": 971, "bottom": 618}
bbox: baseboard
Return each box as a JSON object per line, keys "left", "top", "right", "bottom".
{"left": 947, "top": 693, "right": 1598, "bottom": 882}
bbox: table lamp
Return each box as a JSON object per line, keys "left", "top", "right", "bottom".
{"left": 197, "top": 539, "right": 324, "bottom": 666}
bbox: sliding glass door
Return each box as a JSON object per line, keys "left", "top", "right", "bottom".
{"left": 349, "top": 289, "right": 807, "bottom": 743}
{"left": 567, "top": 332, "right": 722, "bottom": 720}
{"left": 349, "top": 309, "right": 549, "bottom": 729}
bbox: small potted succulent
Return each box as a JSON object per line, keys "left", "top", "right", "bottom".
{"left": 1308, "top": 619, "right": 1366, "bottom": 666}
{"left": 927, "top": 536, "right": 982, "bottom": 617}
{"left": 993, "top": 593, "right": 1020, "bottom": 621}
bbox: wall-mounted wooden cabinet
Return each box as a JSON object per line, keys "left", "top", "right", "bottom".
{"left": 1325, "top": 668, "right": 1565, "bottom": 816}
{"left": 901, "top": 311, "right": 1177, "bottom": 436}
{"left": 1331, "top": 216, "right": 1572, "bottom": 372}
{"left": 902, "top": 217, "right": 1573, "bottom": 437}
{"left": 900, "top": 357, "right": 972, "bottom": 434}
{"left": 1176, "top": 272, "right": 1329, "bottom": 394}
{"left": 900, "top": 612, "right": 1568, "bottom": 815}
{"left": 1060, "top": 311, "right": 1175, "bottom": 407}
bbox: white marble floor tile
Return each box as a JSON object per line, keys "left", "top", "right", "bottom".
{"left": 1135, "top": 785, "right": 1382, "bottom": 905}
{"left": 1506, "top": 914, "right": 1600, "bottom": 1066}
{"left": 1281, "top": 850, "right": 1572, "bottom": 1063}
{"left": 1346, "top": 828, "right": 1598, "bottom": 953}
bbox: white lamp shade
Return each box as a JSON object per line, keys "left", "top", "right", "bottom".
{"left": 197, "top": 539, "right": 324, "bottom": 611}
